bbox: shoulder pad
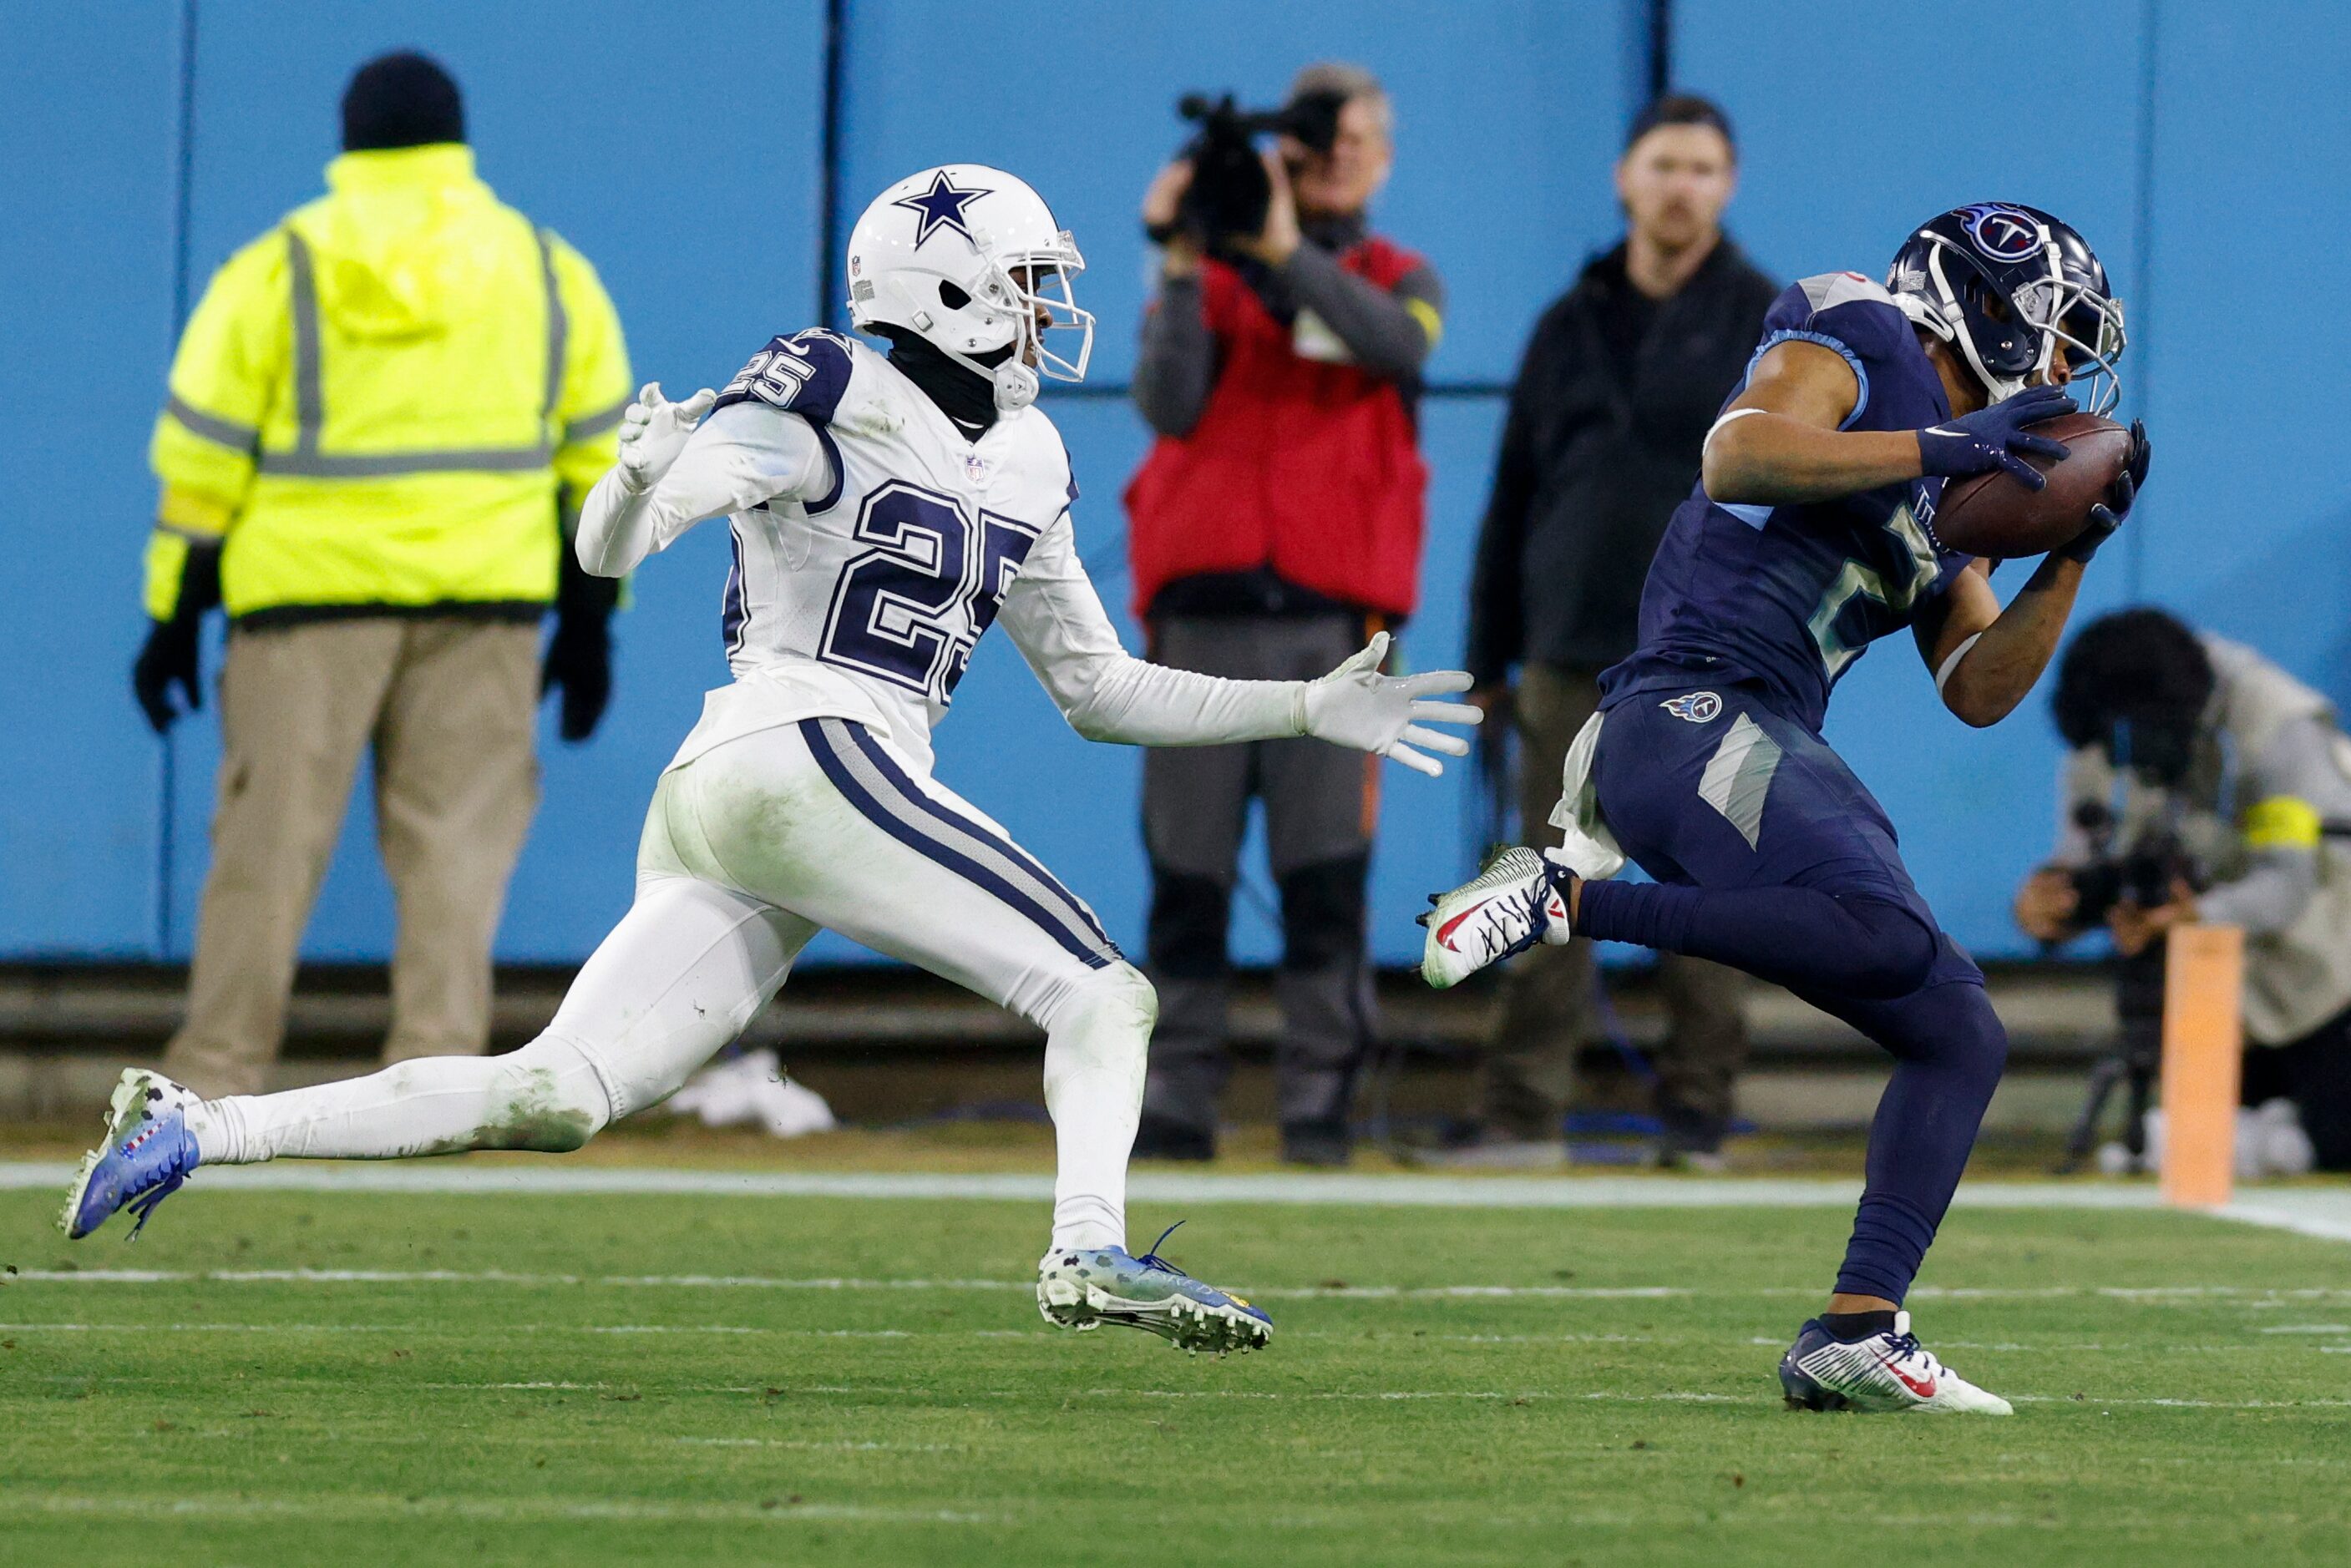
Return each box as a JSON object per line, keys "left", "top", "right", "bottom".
{"left": 1795, "top": 271, "right": 1898, "bottom": 314}
{"left": 713, "top": 328, "right": 858, "bottom": 424}
{"left": 1759, "top": 273, "right": 1918, "bottom": 368}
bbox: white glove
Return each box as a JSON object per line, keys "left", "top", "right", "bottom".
{"left": 1295, "top": 631, "right": 1482, "bottom": 777}
{"left": 616, "top": 382, "right": 717, "bottom": 493}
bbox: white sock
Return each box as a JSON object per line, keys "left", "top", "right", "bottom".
{"left": 187, "top": 874, "right": 806, "bottom": 1166}
{"left": 181, "top": 1095, "right": 247, "bottom": 1165}
{"left": 187, "top": 1038, "right": 613, "bottom": 1164}
{"left": 1041, "top": 964, "right": 1154, "bottom": 1252}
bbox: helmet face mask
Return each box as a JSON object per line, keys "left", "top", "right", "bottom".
{"left": 1009, "top": 256, "right": 1093, "bottom": 385}
{"left": 847, "top": 164, "right": 1095, "bottom": 412}
{"left": 1887, "top": 203, "right": 2126, "bottom": 416}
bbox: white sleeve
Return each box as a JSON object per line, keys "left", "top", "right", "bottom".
{"left": 999, "top": 515, "right": 1307, "bottom": 746}
{"left": 574, "top": 401, "right": 833, "bottom": 578}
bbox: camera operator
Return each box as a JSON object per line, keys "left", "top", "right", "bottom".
{"left": 2018, "top": 609, "right": 2351, "bottom": 1171}
{"left": 1123, "top": 63, "right": 1443, "bottom": 1166}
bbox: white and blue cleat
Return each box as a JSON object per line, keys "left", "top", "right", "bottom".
{"left": 1419, "top": 845, "right": 1573, "bottom": 990}
{"left": 1779, "top": 1310, "right": 2012, "bottom": 1414}
{"left": 58, "top": 1069, "right": 201, "bottom": 1241}
{"left": 1037, "top": 1224, "right": 1272, "bottom": 1356}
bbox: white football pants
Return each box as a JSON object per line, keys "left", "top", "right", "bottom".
{"left": 190, "top": 717, "right": 1153, "bottom": 1252}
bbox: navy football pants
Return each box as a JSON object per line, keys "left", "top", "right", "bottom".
{"left": 1578, "top": 683, "right": 2008, "bottom": 1304}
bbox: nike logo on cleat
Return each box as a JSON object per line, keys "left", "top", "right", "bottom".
{"left": 1878, "top": 1355, "right": 1937, "bottom": 1399}
{"left": 1433, "top": 900, "right": 1493, "bottom": 951}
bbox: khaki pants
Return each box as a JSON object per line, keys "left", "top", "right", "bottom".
{"left": 1477, "top": 664, "right": 1750, "bottom": 1147}
{"left": 163, "top": 619, "right": 542, "bottom": 1096}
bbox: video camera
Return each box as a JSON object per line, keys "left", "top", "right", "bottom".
{"left": 1156, "top": 89, "right": 1346, "bottom": 252}
{"left": 2061, "top": 802, "right": 2195, "bottom": 929}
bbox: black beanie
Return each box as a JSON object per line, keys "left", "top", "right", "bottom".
{"left": 341, "top": 51, "right": 464, "bottom": 152}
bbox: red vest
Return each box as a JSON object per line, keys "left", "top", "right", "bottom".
{"left": 1123, "top": 236, "right": 1429, "bottom": 619}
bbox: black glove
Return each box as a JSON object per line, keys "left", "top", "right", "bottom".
{"left": 131, "top": 541, "right": 221, "bottom": 733}
{"left": 542, "top": 547, "right": 620, "bottom": 742}
{"left": 2059, "top": 418, "right": 2152, "bottom": 564}
{"left": 134, "top": 618, "right": 201, "bottom": 732}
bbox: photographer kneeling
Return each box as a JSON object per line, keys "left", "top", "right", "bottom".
{"left": 1124, "top": 63, "right": 1442, "bottom": 1165}
{"left": 2017, "top": 609, "right": 2351, "bottom": 1171}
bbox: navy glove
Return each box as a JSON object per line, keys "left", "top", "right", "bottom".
{"left": 2058, "top": 418, "right": 2151, "bottom": 564}
{"left": 1917, "top": 383, "right": 2078, "bottom": 490}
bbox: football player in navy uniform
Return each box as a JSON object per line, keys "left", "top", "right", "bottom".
{"left": 1424, "top": 204, "right": 2150, "bottom": 1412}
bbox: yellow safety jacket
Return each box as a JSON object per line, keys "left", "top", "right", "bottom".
{"left": 146, "top": 144, "right": 631, "bottom": 623}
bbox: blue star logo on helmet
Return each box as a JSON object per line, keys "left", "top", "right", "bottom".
{"left": 1958, "top": 203, "right": 2042, "bottom": 263}
{"left": 892, "top": 170, "right": 991, "bottom": 249}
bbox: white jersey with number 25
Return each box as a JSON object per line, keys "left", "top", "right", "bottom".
{"left": 590, "top": 327, "right": 1301, "bottom": 777}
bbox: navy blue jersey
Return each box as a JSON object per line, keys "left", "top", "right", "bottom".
{"left": 1601, "top": 272, "right": 1972, "bottom": 733}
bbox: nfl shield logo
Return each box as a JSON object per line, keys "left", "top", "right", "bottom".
{"left": 1660, "top": 691, "right": 1723, "bottom": 723}
{"left": 965, "top": 453, "right": 990, "bottom": 483}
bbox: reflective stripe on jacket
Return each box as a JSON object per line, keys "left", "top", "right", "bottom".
{"left": 146, "top": 144, "right": 631, "bottom": 621}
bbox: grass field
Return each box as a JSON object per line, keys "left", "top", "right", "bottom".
{"left": 3, "top": 1170, "right": 2348, "bottom": 1566}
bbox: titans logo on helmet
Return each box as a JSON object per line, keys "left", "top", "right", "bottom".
{"left": 1957, "top": 203, "right": 2042, "bottom": 262}
{"left": 893, "top": 170, "right": 990, "bottom": 248}
{"left": 1660, "top": 691, "right": 1724, "bottom": 723}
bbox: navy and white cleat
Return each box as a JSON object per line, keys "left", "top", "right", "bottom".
{"left": 1779, "top": 1310, "right": 2013, "bottom": 1414}
{"left": 1419, "top": 845, "right": 1573, "bottom": 990}
{"left": 1037, "top": 1225, "right": 1272, "bottom": 1356}
{"left": 58, "top": 1069, "right": 201, "bottom": 1241}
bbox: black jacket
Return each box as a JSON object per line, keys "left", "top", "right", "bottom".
{"left": 1465, "top": 238, "right": 1778, "bottom": 681}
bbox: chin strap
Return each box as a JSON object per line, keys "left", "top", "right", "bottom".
{"left": 992, "top": 360, "right": 1039, "bottom": 412}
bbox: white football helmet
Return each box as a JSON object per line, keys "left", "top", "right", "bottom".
{"left": 846, "top": 164, "right": 1094, "bottom": 412}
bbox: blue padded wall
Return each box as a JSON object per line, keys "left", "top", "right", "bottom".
{"left": 0, "top": 3, "right": 183, "bottom": 955}
{"left": 8, "top": 1, "right": 2347, "bottom": 966}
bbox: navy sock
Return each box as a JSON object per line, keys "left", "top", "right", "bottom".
{"left": 1576, "top": 878, "right": 1937, "bottom": 999}
{"left": 1828, "top": 981, "right": 2009, "bottom": 1303}
{"left": 1819, "top": 1309, "right": 1899, "bottom": 1341}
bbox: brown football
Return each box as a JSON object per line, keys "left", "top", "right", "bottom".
{"left": 1933, "top": 412, "right": 2130, "bottom": 559}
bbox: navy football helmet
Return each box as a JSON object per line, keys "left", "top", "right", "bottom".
{"left": 1886, "top": 204, "right": 2126, "bottom": 415}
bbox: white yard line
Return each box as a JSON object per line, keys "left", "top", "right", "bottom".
{"left": 0, "top": 1162, "right": 2136, "bottom": 1206}
{"left": 672, "top": 1438, "right": 960, "bottom": 1451}
{"left": 2008, "top": 1394, "right": 2351, "bottom": 1409}
{"left": 11, "top": 1323, "right": 2345, "bottom": 1356}
{"left": 0, "top": 1322, "right": 911, "bottom": 1337}
{"left": 0, "top": 1494, "right": 995, "bottom": 1525}
{"left": 6, "top": 1158, "right": 2345, "bottom": 1242}
{"left": 2215, "top": 1193, "right": 2351, "bottom": 1244}
{"left": 3, "top": 1267, "right": 1031, "bottom": 1290}
{"left": 404, "top": 1381, "right": 2351, "bottom": 1412}
{"left": 9, "top": 1268, "right": 2351, "bottom": 1302}
{"left": 20, "top": 1368, "right": 2348, "bottom": 1412}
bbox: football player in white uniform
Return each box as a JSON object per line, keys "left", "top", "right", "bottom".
{"left": 62, "top": 166, "right": 1482, "bottom": 1355}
